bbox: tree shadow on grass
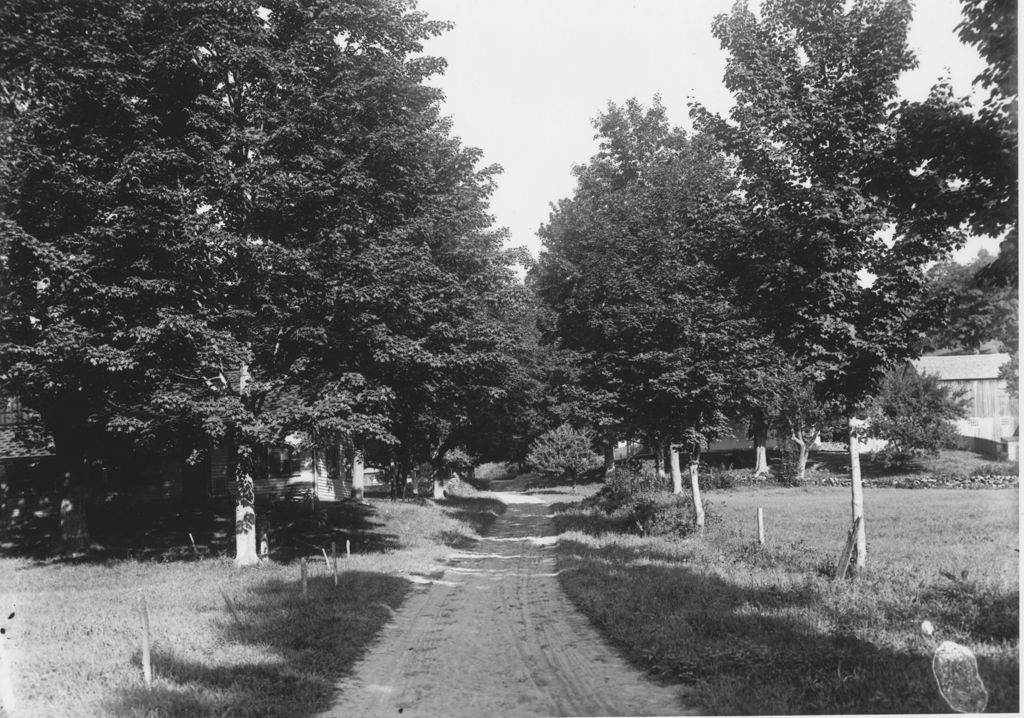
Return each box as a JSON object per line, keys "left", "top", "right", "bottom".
{"left": 556, "top": 537, "right": 1019, "bottom": 714}
{"left": 2, "top": 497, "right": 400, "bottom": 564}
{"left": 110, "top": 572, "right": 412, "bottom": 718}
{"left": 436, "top": 495, "right": 506, "bottom": 536}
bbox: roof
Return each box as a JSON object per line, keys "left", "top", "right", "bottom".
{"left": 913, "top": 353, "right": 1012, "bottom": 382}
{"left": 0, "top": 427, "right": 54, "bottom": 459}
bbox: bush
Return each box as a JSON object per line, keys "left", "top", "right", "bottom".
{"left": 598, "top": 467, "right": 666, "bottom": 510}
{"left": 589, "top": 466, "right": 717, "bottom": 537}
{"left": 526, "top": 424, "right": 600, "bottom": 485}
{"left": 627, "top": 493, "right": 711, "bottom": 537}
{"left": 867, "top": 365, "right": 968, "bottom": 468}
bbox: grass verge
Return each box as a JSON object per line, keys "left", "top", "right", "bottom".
{"left": 554, "top": 485, "right": 1019, "bottom": 714}
{"left": 1, "top": 495, "right": 502, "bottom": 717}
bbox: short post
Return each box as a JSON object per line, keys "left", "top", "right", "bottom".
{"left": 137, "top": 592, "right": 152, "bottom": 687}
{"left": 219, "top": 590, "right": 243, "bottom": 628}
{"left": 188, "top": 532, "right": 199, "bottom": 557}
{"left": 300, "top": 558, "right": 308, "bottom": 600}
{"left": 834, "top": 517, "right": 861, "bottom": 581}
{"left": 346, "top": 539, "right": 351, "bottom": 558}
{"left": 331, "top": 541, "right": 338, "bottom": 586}
{"left": 757, "top": 507, "right": 765, "bottom": 545}
{"left": 321, "top": 547, "right": 330, "bottom": 568}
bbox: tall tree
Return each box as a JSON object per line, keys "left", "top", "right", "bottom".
{"left": 694, "top": 0, "right": 970, "bottom": 567}
{"left": 918, "top": 253, "right": 1018, "bottom": 355}
{"left": 0, "top": 0, "right": 503, "bottom": 563}
{"left": 535, "top": 98, "right": 768, "bottom": 527}
{"left": 0, "top": 0, "right": 261, "bottom": 553}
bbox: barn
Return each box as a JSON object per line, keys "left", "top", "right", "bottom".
{"left": 912, "top": 352, "right": 1018, "bottom": 457}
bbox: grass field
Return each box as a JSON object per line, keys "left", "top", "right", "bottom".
{"left": 0, "top": 494, "right": 503, "bottom": 717}
{"left": 554, "top": 485, "right": 1019, "bottom": 714}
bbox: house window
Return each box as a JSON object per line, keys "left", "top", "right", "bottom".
{"left": 0, "top": 396, "right": 25, "bottom": 426}
{"left": 268, "top": 447, "right": 302, "bottom": 477}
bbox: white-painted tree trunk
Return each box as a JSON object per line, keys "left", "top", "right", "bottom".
{"left": 669, "top": 446, "right": 683, "bottom": 494}
{"left": 849, "top": 416, "right": 866, "bottom": 568}
{"left": 233, "top": 361, "right": 259, "bottom": 567}
{"left": 752, "top": 422, "right": 769, "bottom": 475}
{"left": 351, "top": 446, "right": 365, "bottom": 500}
{"left": 432, "top": 473, "right": 446, "bottom": 499}
{"left": 689, "top": 460, "right": 705, "bottom": 529}
{"left": 603, "top": 442, "right": 616, "bottom": 478}
{"left": 234, "top": 471, "right": 259, "bottom": 567}
{"left": 653, "top": 439, "right": 667, "bottom": 481}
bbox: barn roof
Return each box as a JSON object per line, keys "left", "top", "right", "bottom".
{"left": 913, "top": 353, "right": 1011, "bottom": 381}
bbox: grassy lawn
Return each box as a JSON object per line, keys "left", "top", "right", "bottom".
{"left": 1, "top": 494, "right": 504, "bottom": 717}
{"left": 555, "top": 485, "right": 1019, "bottom": 714}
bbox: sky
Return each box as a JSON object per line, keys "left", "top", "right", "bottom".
{"left": 415, "top": 0, "right": 999, "bottom": 264}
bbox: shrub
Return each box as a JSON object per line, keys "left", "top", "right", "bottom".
{"left": 867, "top": 365, "right": 968, "bottom": 468}
{"left": 526, "top": 424, "right": 600, "bottom": 485}
{"left": 597, "top": 466, "right": 666, "bottom": 510}
{"left": 700, "top": 464, "right": 737, "bottom": 490}
{"left": 627, "top": 493, "right": 710, "bottom": 537}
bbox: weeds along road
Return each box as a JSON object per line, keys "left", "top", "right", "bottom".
{"left": 320, "top": 491, "right": 696, "bottom": 718}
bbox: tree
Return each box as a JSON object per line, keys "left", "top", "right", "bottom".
{"left": 0, "top": 0, "right": 261, "bottom": 553}
{"left": 866, "top": 365, "right": 968, "bottom": 467}
{"left": 526, "top": 424, "right": 599, "bottom": 488}
{"left": 918, "top": 253, "right": 1018, "bottom": 355}
{"left": 694, "top": 0, "right": 972, "bottom": 567}
{"left": 0, "top": 0, "right": 508, "bottom": 564}
{"left": 535, "top": 98, "right": 773, "bottom": 528}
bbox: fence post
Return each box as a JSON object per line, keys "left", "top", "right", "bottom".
{"left": 300, "top": 558, "right": 308, "bottom": 600}
{"left": 331, "top": 541, "right": 338, "bottom": 586}
{"left": 137, "top": 592, "right": 152, "bottom": 687}
{"left": 757, "top": 507, "right": 765, "bottom": 545}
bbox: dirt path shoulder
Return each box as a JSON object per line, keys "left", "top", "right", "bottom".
{"left": 319, "top": 492, "right": 696, "bottom": 718}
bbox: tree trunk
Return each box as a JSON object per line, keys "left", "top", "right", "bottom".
{"left": 752, "top": 420, "right": 769, "bottom": 475}
{"left": 432, "top": 471, "right": 446, "bottom": 500}
{"left": 795, "top": 437, "right": 810, "bottom": 480}
{"left": 669, "top": 445, "right": 683, "bottom": 494}
{"left": 350, "top": 443, "right": 365, "bottom": 500}
{"left": 603, "top": 440, "right": 616, "bottom": 478}
{"left": 50, "top": 427, "right": 96, "bottom": 555}
{"left": 653, "top": 438, "right": 667, "bottom": 481}
{"left": 849, "top": 416, "right": 866, "bottom": 569}
{"left": 688, "top": 446, "right": 705, "bottom": 529}
{"left": 234, "top": 464, "right": 259, "bottom": 567}
{"left": 0, "top": 478, "right": 7, "bottom": 540}
{"left": 58, "top": 468, "right": 92, "bottom": 555}
{"left": 790, "top": 432, "right": 808, "bottom": 482}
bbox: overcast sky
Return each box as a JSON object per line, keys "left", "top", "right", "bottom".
{"left": 416, "top": 0, "right": 997, "bottom": 263}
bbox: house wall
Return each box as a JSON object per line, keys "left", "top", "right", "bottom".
{"left": 207, "top": 443, "right": 353, "bottom": 502}
{"left": 941, "top": 378, "right": 1018, "bottom": 441}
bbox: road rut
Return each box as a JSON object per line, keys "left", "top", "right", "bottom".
{"left": 320, "top": 492, "right": 696, "bottom": 717}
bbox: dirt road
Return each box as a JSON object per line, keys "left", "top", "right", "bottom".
{"left": 320, "top": 491, "right": 696, "bottom": 718}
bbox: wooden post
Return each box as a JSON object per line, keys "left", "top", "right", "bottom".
{"left": 757, "top": 507, "right": 765, "bottom": 545}
{"left": 331, "top": 541, "right": 338, "bottom": 586}
{"left": 219, "top": 590, "right": 243, "bottom": 628}
{"left": 835, "top": 517, "right": 862, "bottom": 581}
{"left": 346, "top": 539, "right": 351, "bottom": 558}
{"left": 137, "top": 592, "right": 152, "bottom": 687}
{"left": 300, "top": 558, "right": 308, "bottom": 600}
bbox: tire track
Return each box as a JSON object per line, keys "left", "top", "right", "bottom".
{"left": 320, "top": 493, "right": 696, "bottom": 717}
